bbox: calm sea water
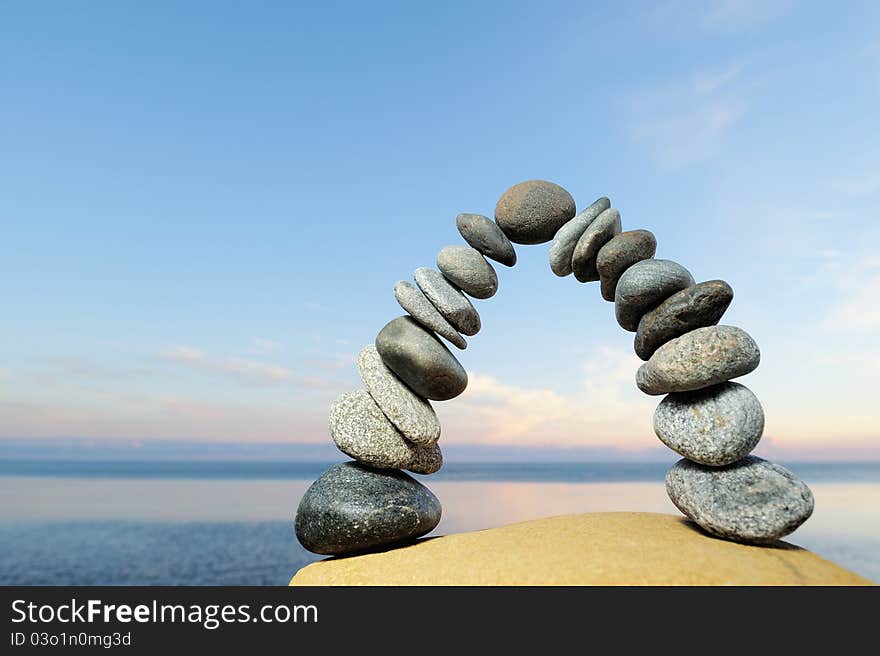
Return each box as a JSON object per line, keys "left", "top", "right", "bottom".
{"left": 1, "top": 460, "right": 878, "bottom": 585}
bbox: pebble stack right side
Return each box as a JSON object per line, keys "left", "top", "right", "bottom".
{"left": 548, "top": 188, "right": 815, "bottom": 545}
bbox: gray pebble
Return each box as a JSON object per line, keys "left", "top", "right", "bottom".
{"left": 596, "top": 229, "right": 657, "bottom": 301}
{"left": 329, "top": 390, "right": 442, "bottom": 474}
{"left": 294, "top": 462, "right": 442, "bottom": 555}
{"left": 456, "top": 213, "right": 517, "bottom": 267}
{"left": 666, "top": 456, "right": 814, "bottom": 544}
{"left": 394, "top": 280, "right": 466, "bottom": 350}
{"left": 357, "top": 344, "right": 441, "bottom": 445}
{"left": 654, "top": 382, "right": 764, "bottom": 466}
{"left": 414, "top": 267, "right": 481, "bottom": 336}
{"left": 572, "top": 208, "right": 622, "bottom": 283}
{"left": 494, "top": 180, "right": 576, "bottom": 245}
{"left": 615, "top": 259, "right": 695, "bottom": 331}
{"left": 635, "top": 280, "right": 733, "bottom": 360}
{"left": 548, "top": 197, "right": 611, "bottom": 277}
{"left": 636, "top": 325, "right": 760, "bottom": 395}
{"left": 437, "top": 245, "right": 498, "bottom": 300}
{"left": 376, "top": 316, "right": 468, "bottom": 401}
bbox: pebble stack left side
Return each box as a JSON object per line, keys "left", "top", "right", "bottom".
{"left": 294, "top": 208, "right": 520, "bottom": 555}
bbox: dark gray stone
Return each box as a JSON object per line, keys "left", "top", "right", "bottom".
{"left": 654, "top": 382, "right": 764, "bottom": 466}
{"left": 494, "top": 180, "right": 576, "bottom": 245}
{"left": 596, "top": 229, "right": 657, "bottom": 301}
{"left": 635, "top": 280, "right": 733, "bottom": 360}
{"left": 614, "top": 259, "right": 695, "bottom": 332}
{"left": 394, "top": 280, "right": 466, "bottom": 350}
{"left": 549, "top": 197, "right": 611, "bottom": 277}
{"left": 375, "top": 316, "right": 468, "bottom": 401}
{"left": 329, "top": 390, "right": 442, "bottom": 474}
{"left": 665, "top": 456, "right": 814, "bottom": 544}
{"left": 437, "top": 245, "right": 498, "bottom": 299}
{"left": 636, "top": 325, "right": 760, "bottom": 395}
{"left": 572, "top": 208, "right": 622, "bottom": 283}
{"left": 295, "top": 462, "right": 442, "bottom": 555}
{"left": 357, "top": 344, "right": 441, "bottom": 445}
{"left": 414, "top": 267, "right": 480, "bottom": 336}
{"left": 456, "top": 213, "right": 517, "bottom": 267}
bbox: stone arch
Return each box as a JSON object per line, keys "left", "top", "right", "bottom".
{"left": 295, "top": 180, "right": 814, "bottom": 557}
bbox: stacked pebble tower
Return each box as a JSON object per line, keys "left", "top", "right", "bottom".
{"left": 295, "top": 180, "right": 814, "bottom": 556}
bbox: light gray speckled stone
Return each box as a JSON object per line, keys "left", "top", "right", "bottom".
{"left": 437, "top": 245, "right": 498, "bottom": 300}
{"left": 654, "top": 382, "right": 764, "bottom": 466}
{"left": 394, "top": 280, "right": 466, "bottom": 350}
{"left": 572, "top": 208, "right": 622, "bottom": 283}
{"left": 456, "top": 213, "right": 517, "bottom": 267}
{"left": 329, "top": 390, "right": 443, "bottom": 474}
{"left": 494, "top": 180, "right": 576, "bottom": 245}
{"left": 548, "top": 197, "right": 611, "bottom": 277}
{"left": 414, "top": 267, "right": 480, "bottom": 337}
{"left": 294, "top": 461, "right": 442, "bottom": 555}
{"left": 596, "top": 229, "right": 657, "bottom": 301}
{"left": 375, "top": 316, "right": 468, "bottom": 401}
{"left": 357, "top": 344, "right": 440, "bottom": 445}
{"left": 636, "top": 325, "right": 760, "bottom": 395}
{"left": 635, "top": 280, "right": 734, "bottom": 360}
{"left": 614, "top": 259, "right": 695, "bottom": 332}
{"left": 666, "top": 456, "right": 814, "bottom": 544}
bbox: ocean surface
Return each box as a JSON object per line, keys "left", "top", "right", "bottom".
{"left": 1, "top": 460, "right": 878, "bottom": 585}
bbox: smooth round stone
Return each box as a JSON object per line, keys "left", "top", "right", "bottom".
{"left": 357, "top": 344, "right": 441, "bottom": 445}
{"left": 654, "top": 382, "right": 764, "bottom": 466}
{"left": 571, "top": 208, "right": 622, "bottom": 283}
{"left": 494, "top": 180, "right": 576, "bottom": 245}
{"left": 394, "top": 280, "right": 466, "bottom": 350}
{"left": 329, "top": 391, "right": 443, "bottom": 474}
{"left": 636, "top": 325, "right": 760, "bottom": 395}
{"left": 330, "top": 390, "right": 443, "bottom": 474}
{"left": 414, "top": 267, "right": 480, "bottom": 337}
{"left": 548, "top": 197, "right": 611, "bottom": 277}
{"left": 665, "top": 456, "right": 814, "bottom": 544}
{"left": 614, "top": 259, "right": 695, "bottom": 332}
{"left": 456, "top": 213, "right": 517, "bottom": 267}
{"left": 635, "top": 280, "right": 733, "bottom": 360}
{"left": 375, "top": 316, "right": 468, "bottom": 401}
{"left": 596, "top": 229, "right": 657, "bottom": 301}
{"left": 437, "top": 245, "right": 498, "bottom": 300}
{"left": 294, "top": 462, "right": 442, "bottom": 555}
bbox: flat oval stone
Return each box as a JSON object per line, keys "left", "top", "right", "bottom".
{"left": 654, "top": 382, "right": 764, "bottom": 466}
{"left": 375, "top": 316, "right": 468, "bottom": 401}
{"left": 548, "top": 197, "right": 611, "bottom": 277}
{"left": 295, "top": 462, "right": 442, "bottom": 555}
{"left": 596, "top": 229, "right": 657, "bottom": 301}
{"left": 615, "top": 259, "right": 695, "bottom": 332}
{"left": 357, "top": 344, "right": 441, "bottom": 445}
{"left": 414, "top": 267, "right": 480, "bottom": 336}
{"left": 666, "top": 456, "right": 814, "bottom": 544}
{"left": 329, "top": 391, "right": 443, "bottom": 474}
{"left": 572, "top": 208, "right": 622, "bottom": 283}
{"left": 394, "top": 280, "right": 466, "bottom": 350}
{"left": 636, "top": 325, "right": 760, "bottom": 395}
{"left": 494, "top": 180, "right": 576, "bottom": 245}
{"left": 635, "top": 280, "right": 733, "bottom": 360}
{"left": 456, "top": 213, "right": 517, "bottom": 267}
{"left": 437, "top": 245, "right": 498, "bottom": 300}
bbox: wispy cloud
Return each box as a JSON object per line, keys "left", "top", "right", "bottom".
{"left": 820, "top": 271, "right": 880, "bottom": 334}
{"left": 699, "top": 0, "right": 793, "bottom": 31}
{"left": 250, "top": 337, "right": 281, "bottom": 354}
{"left": 437, "top": 348, "right": 656, "bottom": 448}
{"left": 831, "top": 169, "right": 880, "bottom": 197}
{"left": 627, "top": 63, "right": 748, "bottom": 169}
{"left": 161, "top": 346, "right": 292, "bottom": 386}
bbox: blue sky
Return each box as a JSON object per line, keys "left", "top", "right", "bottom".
{"left": 1, "top": 1, "right": 879, "bottom": 457}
